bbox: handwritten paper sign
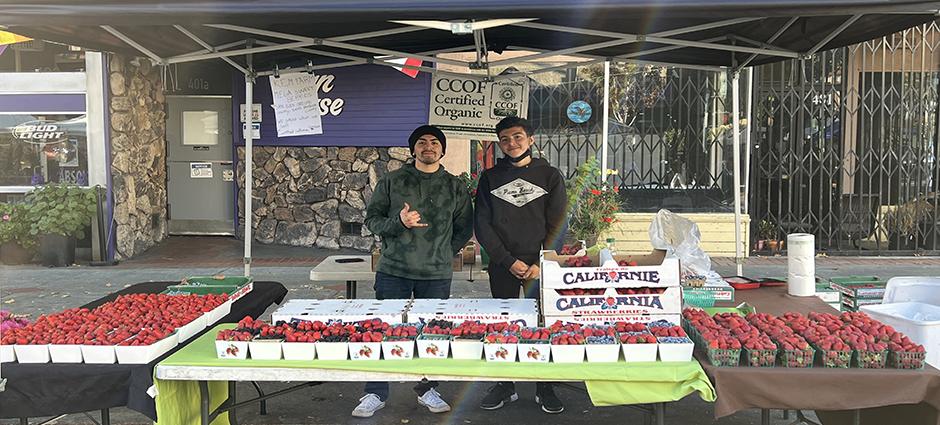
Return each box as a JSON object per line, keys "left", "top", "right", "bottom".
{"left": 269, "top": 73, "right": 323, "bottom": 137}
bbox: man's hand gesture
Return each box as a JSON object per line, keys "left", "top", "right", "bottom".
{"left": 399, "top": 202, "right": 428, "bottom": 229}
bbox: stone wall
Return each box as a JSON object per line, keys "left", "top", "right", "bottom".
{"left": 108, "top": 55, "right": 168, "bottom": 260}
{"left": 235, "top": 146, "right": 413, "bottom": 251}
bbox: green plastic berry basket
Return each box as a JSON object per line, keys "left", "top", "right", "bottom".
{"left": 683, "top": 290, "right": 717, "bottom": 308}
{"left": 813, "top": 345, "right": 853, "bottom": 368}
{"left": 855, "top": 349, "right": 888, "bottom": 369}
{"left": 707, "top": 348, "right": 741, "bottom": 367}
{"left": 743, "top": 348, "right": 778, "bottom": 367}
{"left": 889, "top": 351, "right": 926, "bottom": 370}
{"left": 778, "top": 348, "right": 815, "bottom": 368}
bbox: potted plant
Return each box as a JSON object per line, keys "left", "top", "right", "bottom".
{"left": 0, "top": 203, "right": 36, "bottom": 264}
{"left": 566, "top": 159, "right": 623, "bottom": 247}
{"left": 23, "top": 184, "right": 97, "bottom": 267}
{"left": 756, "top": 219, "right": 775, "bottom": 252}
{"left": 885, "top": 198, "right": 933, "bottom": 250}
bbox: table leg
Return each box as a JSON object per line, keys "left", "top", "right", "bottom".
{"left": 654, "top": 402, "right": 665, "bottom": 425}
{"left": 199, "top": 380, "right": 210, "bottom": 425}
{"left": 101, "top": 408, "right": 110, "bottom": 425}
{"left": 784, "top": 410, "right": 790, "bottom": 419}
{"left": 251, "top": 381, "right": 267, "bottom": 415}
{"left": 19, "top": 418, "right": 27, "bottom": 425}
{"left": 346, "top": 281, "right": 357, "bottom": 299}
{"left": 228, "top": 381, "right": 239, "bottom": 425}
{"left": 851, "top": 409, "right": 860, "bottom": 425}
{"left": 761, "top": 409, "right": 770, "bottom": 425}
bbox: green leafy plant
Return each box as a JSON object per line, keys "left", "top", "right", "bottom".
{"left": 758, "top": 219, "right": 777, "bottom": 241}
{"left": 24, "top": 184, "right": 97, "bottom": 239}
{"left": 459, "top": 171, "right": 480, "bottom": 199}
{"left": 0, "top": 203, "right": 36, "bottom": 249}
{"left": 566, "top": 158, "right": 622, "bottom": 243}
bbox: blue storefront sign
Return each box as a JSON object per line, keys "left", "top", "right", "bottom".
{"left": 233, "top": 65, "right": 431, "bottom": 147}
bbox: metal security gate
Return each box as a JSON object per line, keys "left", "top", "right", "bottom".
{"left": 752, "top": 23, "right": 940, "bottom": 254}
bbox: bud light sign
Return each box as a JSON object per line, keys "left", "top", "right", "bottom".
{"left": 12, "top": 120, "right": 65, "bottom": 144}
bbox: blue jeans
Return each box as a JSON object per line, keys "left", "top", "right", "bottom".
{"left": 364, "top": 272, "right": 451, "bottom": 401}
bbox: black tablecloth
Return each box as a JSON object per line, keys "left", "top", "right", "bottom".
{"left": 706, "top": 286, "right": 940, "bottom": 425}
{"left": 0, "top": 281, "right": 288, "bottom": 420}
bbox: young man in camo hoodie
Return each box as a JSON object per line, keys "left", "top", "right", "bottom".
{"left": 356, "top": 124, "right": 474, "bottom": 418}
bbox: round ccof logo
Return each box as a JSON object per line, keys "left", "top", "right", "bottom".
{"left": 500, "top": 88, "right": 515, "bottom": 101}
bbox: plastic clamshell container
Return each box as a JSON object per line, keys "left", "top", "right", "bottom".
{"left": 381, "top": 341, "right": 415, "bottom": 360}
{"left": 215, "top": 340, "right": 249, "bottom": 359}
{"left": 484, "top": 343, "right": 517, "bottom": 362}
{"left": 176, "top": 315, "right": 209, "bottom": 343}
{"left": 550, "top": 344, "right": 585, "bottom": 363}
{"left": 585, "top": 344, "right": 620, "bottom": 362}
{"left": 883, "top": 277, "right": 940, "bottom": 306}
{"left": 315, "top": 342, "right": 349, "bottom": 360}
{"left": 15, "top": 344, "right": 50, "bottom": 363}
{"left": 450, "top": 339, "right": 484, "bottom": 360}
{"left": 248, "top": 339, "right": 283, "bottom": 360}
{"left": 0, "top": 345, "right": 15, "bottom": 363}
{"left": 49, "top": 344, "right": 84, "bottom": 363}
{"left": 622, "top": 343, "right": 658, "bottom": 363}
{"left": 282, "top": 342, "right": 317, "bottom": 361}
{"left": 657, "top": 338, "right": 694, "bottom": 362}
{"left": 81, "top": 345, "right": 116, "bottom": 364}
{"left": 416, "top": 335, "right": 450, "bottom": 359}
{"left": 116, "top": 334, "right": 179, "bottom": 364}
{"left": 518, "top": 342, "right": 550, "bottom": 363}
{"left": 348, "top": 342, "right": 382, "bottom": 360}
{"left": 859, "top": 302, "right": 940, "bottom": 368}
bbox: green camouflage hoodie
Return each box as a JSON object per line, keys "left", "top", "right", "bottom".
{"left": 365, "top": 162, "right": 473, "bottom": 280}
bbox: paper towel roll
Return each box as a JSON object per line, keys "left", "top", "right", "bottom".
{"left": 787, "top": 233, "right": 816, "bottom": 296}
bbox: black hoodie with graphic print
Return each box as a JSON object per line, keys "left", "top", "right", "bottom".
{"left": 474, "top": 157, "right": 567, "bottom": 269}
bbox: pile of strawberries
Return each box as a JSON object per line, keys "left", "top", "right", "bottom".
{"left": 563, "top": 256, "right": 593, "bottom": 267}
{"left": 613, "top": 322, "right": 649, "bottom": 333}
{"left": 484, "top": 333, "right": 519, "bottom": 344}
{"left": 349, "top": 330, "right": 384, "bottom": 343}
{"left": 558, "top": 244, "right": 582, "bottom": 255}
{"left": 548, "top": 320, "right": 583, "bottom": 334}
{"left": 2, "top": 293, "right": 228, "bottom": 347}
{"left": 384, "top": 324, "right": 419, "bottom": 341}
{"left": 649, "top": 325, "right": 687, "bottom": 338}
{"left": 619, "top": 332, "right": 656, "bottom": 344}
{"left": 421, "top": 319, "right": 455, "bottom": 335}
{"left": 550, "top": 332, "right": 586, "bottom": 345}
{"left": 448, "top": 321, "right": 487, "bottom": 339}
{"left": 746, "top": 313, "right": 813, "bottom": 367}
{"left": 520, "top": 327, "right": 551, "bottom": 341}
{"left": 616, "top": 260, "right": 638, "bottom": 267}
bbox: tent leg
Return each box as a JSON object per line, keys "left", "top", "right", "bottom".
{"left": 243, "top": 59, "right": 254, "bottom": 277}
{"left": 732, "top": 71, "right": 743, "bottom": 276}
{"left": 601, "top": 60, "right": 610, "bottom": 181}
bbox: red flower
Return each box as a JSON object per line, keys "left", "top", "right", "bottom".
{"left": 603, "top": 217, "right": 613, "bottom": 223}
{"left": 590, "top": 189, "right": 602, "bottom": 196}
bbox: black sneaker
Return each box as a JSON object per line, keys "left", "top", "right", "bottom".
{"left": 480, "top": 382, "right": 519, "bottom": 410}
{"left": 535, "top": 383, "right": 564, "bottom": 414}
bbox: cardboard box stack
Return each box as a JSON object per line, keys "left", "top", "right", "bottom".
{"left": 407, "top": 299, "right": 539, "bottom": 327}
{"left": 539, "top": 249, "right": 681, "bottom": 325}
{"left": 829, "top": 276, "right": 887, "bottom": 312}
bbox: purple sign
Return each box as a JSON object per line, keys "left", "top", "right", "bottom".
{"left": 233, "top": 65, "right": 430, "bottom": 147}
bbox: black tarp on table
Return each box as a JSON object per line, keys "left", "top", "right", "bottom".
{"left": 0, "top": 281, "right": 287, "bottom": 421}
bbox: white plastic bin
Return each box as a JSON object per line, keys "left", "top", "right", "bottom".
{"left": 860, "top": 302, "right": 940, "bottom": 368}
{"left": 883, "top": 277, "right": 940, "bottom": 306}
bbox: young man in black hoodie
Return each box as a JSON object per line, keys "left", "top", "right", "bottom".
{"left": 474, "top": 116, "right": 568, "bottom": 414}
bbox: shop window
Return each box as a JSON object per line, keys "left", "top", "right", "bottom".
{"left": 341, "top": 222, "right": 362, "bottom": 236}
{"left": 0, "top": 114, "right": 89, "bottom": 186}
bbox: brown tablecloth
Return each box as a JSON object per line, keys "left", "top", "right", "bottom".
{"left": 703, "top": 286, "right": 940, "bottom": 425}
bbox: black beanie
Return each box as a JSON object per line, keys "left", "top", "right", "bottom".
{"left": 408, "top": 125, "right": 447, "bottom": 157}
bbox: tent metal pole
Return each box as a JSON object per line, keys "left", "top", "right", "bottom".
{"left": 602, "top": 60, "right": 611, "bottom": 182}
{"left": 617, "top": 36, "right": 727, "bottom": 59}
{"left": 178, "top": 40, "right": 247, "bottom": 58}
{"left": 806, "top": 15, "right": 863, "bottom": 56}
{"left": 488, "top": 37, "right": 638, "bottom": 67}
{"left": 173, "top": 25, "right": 248, "bottom": 74}
{"left": 745, "top": 67, "right": 754, "bottom": 219}
{"left": 643, "top": 35, "right": 798, "bottom": 58}
{"left": 167, "top": 40, "right": 321, "bottom": 64}
{"left": 732, "top": 71, "right": 744, "bottom": 276}
{"left": 204, "top": 24, "right": 470, "bottom": 67}
{"left": 100, "top": 25, "right": 165, "bottom": 64}
{"left": 514, "top": 17, "right": 759, "bottom": 40}
{"left": 243, "top": 57, "right": 254, "bottom": 277}
{"left": 734, "top": 17, "right": 799, "bottom": 73}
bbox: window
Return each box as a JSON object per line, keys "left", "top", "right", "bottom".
{"left": 0, "top": 114, "right": 89, "bottom": 186}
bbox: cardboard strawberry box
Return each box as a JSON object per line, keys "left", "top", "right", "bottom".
{"left": 542, "top": 286, "right": 681, "bottom": 317}
{"left": 382, "top": 340, "right": 415, "bottom": 360}
{"left": 544, "top": 313, "right": 681, "bottom": 327}
{"left": 407, "top": 299, "right": 538, "bottom": 327}
{"left": 272, "top": 299, "right": 409, "bottom": 325}
{"left": 0, "top": 344, "right": 15, "bottom": 363}
{"left": 539, "top": 249, "right": 680, "bottom": 289}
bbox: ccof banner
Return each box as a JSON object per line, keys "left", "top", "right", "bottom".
{"left": 429, "top": 75, "right": 529, "bottom": 138}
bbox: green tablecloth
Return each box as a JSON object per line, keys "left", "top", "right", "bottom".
{"left": 155, "top": 325, "right": 715, "bottom": 424}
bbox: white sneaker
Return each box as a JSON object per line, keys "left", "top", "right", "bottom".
{"left": 417, "top": 388, "right": 451, "bottom": 413}
{"left": 352, "top": 393, "right": 385, "bottom": 418}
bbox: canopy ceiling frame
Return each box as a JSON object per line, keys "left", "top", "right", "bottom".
{"left": 3, "top": 3, "right": 936, "bottom": 278}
